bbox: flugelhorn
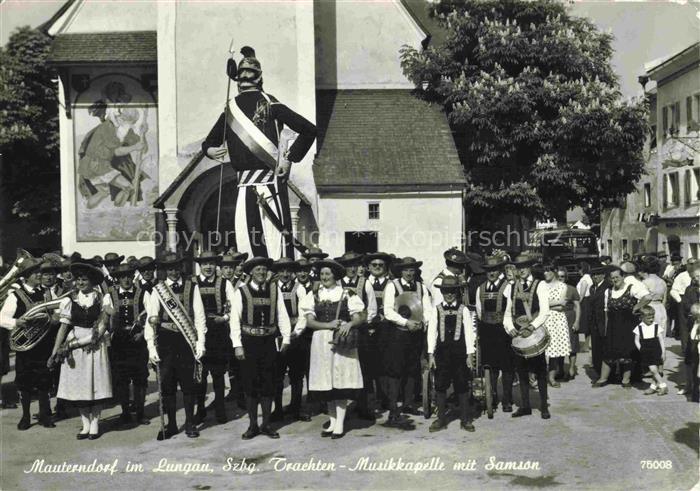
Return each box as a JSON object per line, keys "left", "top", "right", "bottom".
{"left": 10, "top": 291, "right": 71, "bottom": 352}
{"left": 0, "top": 249, "right": 42, "bottom": 307}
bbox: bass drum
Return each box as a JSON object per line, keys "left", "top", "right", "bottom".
{"left": 511, "top": 325, "right": 550, "bottom": 359}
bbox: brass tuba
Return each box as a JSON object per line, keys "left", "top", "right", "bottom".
{"left": 0, "top": 249, "right": 43, "bottom": 308}
{"left": 10, "top": 291, "right": 72, "bottom": 352}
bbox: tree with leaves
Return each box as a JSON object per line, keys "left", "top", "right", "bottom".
{"left": 400, "top": 0, "right": 648, "bottom": 230}
{"left": 0, "top": 26, "right": 60, "bottom": 253}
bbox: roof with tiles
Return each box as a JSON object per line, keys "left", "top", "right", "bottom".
{"left": 314, "top": 90, "right": 465, "bottom": 193}
{"left": 48, "top": 31, "right": 157, "bottom": 64}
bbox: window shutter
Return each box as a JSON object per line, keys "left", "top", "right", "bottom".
{"left": 685, "top": 170, "right": 691, "bottom": 206}
{"left": 674, "top": 101, "right": 681, "bottom": 130}
{"left": 663, "top": 174, "right": 668, "bottom": 207}
{"left": 662, "top": 106, "right": 668, "bottom": 135}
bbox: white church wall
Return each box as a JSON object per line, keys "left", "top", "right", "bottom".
{"left": 317, "top": 191, "right": 464, "bottom": 283}
{"left": 51, "top": 0, "right": 156, "bottom": 35}
{"left": 314, "top": 0, "right": 425, "bottom": 89}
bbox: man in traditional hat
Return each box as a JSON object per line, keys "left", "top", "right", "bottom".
{"left": 192, "top": 251, "right": 236, "bottom": 425}
{"left": 295, "top": 257, "right": 314, "bottom": 292}
{"left": 432, "top": 247, "right": 468, "bottom": 307}
{"left": 270, "top": 257, "right": 310, "bottom": 422}
{"left": 502, "top": 253, "right": 551, "bottom": 419}
{"left": 364, "top": 252, "right": 393, "bottom": 410}
{"left": 337, "top": 251, "right": 378, "bottom": 420}
{"left": 383, "top": 257, "right": 433, "bottom": 425}
{"left": 0, "top": 260, "right": 56, "bottom": 429}
{"left": 137, "top": 256, "right": 157, "bottom": 293}
{"left": 202, "top": 46, "right": 316, "bottom": 259}
{"left": 230, "top": 257, "right": 292, "bottom": 439}
{"left": 475, "top": 255, "right": 514, "bottom": 412}
{"left": 588, "top": 263, "right": 611, "bottom": 375}
{"left": 220, "top": 251, "right": 249, "bottom": 288}
{"left": 102, "top": 252, "right": 125, "bottom": 286}
{"left": 599, "top": 255, "right": 612, "bottom": 266}
{"left": 303, "top": 247, "right": 328, "bottom": 284}
{"left": 427, "top": 276, "right": 476, "bottom": 432}
{"left": 108, "top": 263, "right": 150, "bottom": 426}
{"left": 220, "top": 251, "right": 249, "bottom": 406}
{"left": 146, "top": 253, "right": 207, "bottom": 439}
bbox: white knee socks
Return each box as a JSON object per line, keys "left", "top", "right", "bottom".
{"left": 79, "top": 408, "right": 90, "bottom": 434}
{"left": 324, "top": 400, "right": 338, "bottom": 434}
{"left": 334, "top": 400, "right": 348, "bottom": 435}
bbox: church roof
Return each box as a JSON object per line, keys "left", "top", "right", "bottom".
{"left": 47, "top": 31, "right": 157, "bottom": 65}
{"left": 314, "top": 90, "right": 465, "bottom": 193}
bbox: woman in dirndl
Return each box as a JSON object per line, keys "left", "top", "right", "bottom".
{"left": 593, "top": 266, "right": 651, "bottom": 388}
{"left": 50, "top": 262, "right": 113, "bottom": 439}
{"left": 299, "top": 260, "right": 365, "bottom": 439}
{"left": 542, "top": 264, "right": 572, "bottom": 388}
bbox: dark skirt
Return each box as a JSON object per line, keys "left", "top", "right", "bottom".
{"left": 603, "top": 307, "right": 637, "bottom": 363}
{"left": 309, "top": 388, "right": 362, "bottom": 401}
{"left": 477, "top": 321, "right": 514, "bottom": 371}
{"left": 579, "top": 296, "right": 592, "bottom": 336}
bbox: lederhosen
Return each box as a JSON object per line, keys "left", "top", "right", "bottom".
{"left": 477, "top": 278, "right": 513, "bottom": 371}
{"left": 638, "top": 323, "right": 663, "bottom": 368}
{"left": 511, "top": 280, "right": 547, "bottom": 374}
{"left": 434, "top": 304, "right": 470, "bottom": 394}
{"left": 276, "top": 280, "right": 307, "bottom": 385}
{"left": 109, "top": 285, "right": 149, "bottom": 387}
{"left": 157, "top": 280, "right": 197, "bottom": 397}
{"left": 382, "top": 279, "right": 424, "bottom": 379}
{"left": 13, "top": 285, "right": 55, "bottom": 392}
{"left": 239, "top": 282, "right": 279, "bottom": 398}
{"left": 197, "top": 276, "right": 231, "bottom": 376}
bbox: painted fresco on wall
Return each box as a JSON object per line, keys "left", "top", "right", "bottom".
{"left": 73, "top": 76, "right": 158, "bottom": 241}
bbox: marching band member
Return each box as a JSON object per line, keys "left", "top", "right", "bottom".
{"left": 40, "top": 261, "right": 67, "bottom": 419}
{"left": 303, "top": 247, "right": 328, "bottom": 284}
{"left": 230, "top": 257, "right": 291, "bottom": 440}
{"left": 102, "top": 252, "right": 124, "bottom": 287}
{"left": 108, "top": 263, "right": 150, "bottom": 426}
{"left": 364, "top": 252, "right": 393, "bottom": 411}
{"left": 136, "top": 256, "right": 157, "bottom": 293}
{"left": 193, "top": 251, "right": 236, "bottom": 425}
{"left": 220, "top": 252, "right": 248, "bottom": 406}
{"left": 51, "top": 262, "right": 114, "bottom": 439}
{"left": 427, "top": 276, "right": 476, "bottom": 432}
{"left": 337, "top": 251, "right": 378, "bottom": 420}
{"left": 475, "top": 255, "right": 514, "bottom": 412}
{"left": 146, "top": 253, "right": 207, "bottom": 439}
{"left": 383, "top": 257, "right": 432, "bottom": 421}
{"left": 432, "top": 248, "right": 468, "bottom": 307}
{"left": 220, "top": 251, "right": 249, "bottom": 288}
{"left": 502, "top": 254, "right": 551, "bottom": 419}
{"left": 300, "top": 260, "right": 365, "bottom": 439}
{"left": 295, "top": 257, "right": 314, "bottom": 291}
{"left": 271, "top": 257, "right": 311, "bottom": 422}
{"left": 0, "top": 261, "right": 56, "bottom": 429}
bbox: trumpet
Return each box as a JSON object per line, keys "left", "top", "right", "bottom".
{"left": 10, "top": 291, "right": 72, "bottom": 352}
{"left": 0, "top": 249, "right": 42, "bottom": 308}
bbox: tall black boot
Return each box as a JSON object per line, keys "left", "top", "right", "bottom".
{"left": 501, "top": 370, "right": 514, "bottom": 411}
{"left": 134, "top": 386, "right": 149, "bottom": 425}
{"left": 537, "top": 371, "right": 550, "bottom": 419}
{"left": 194, "top": 379, "right": 207, "bottom": 424}
{"left": 429, "top": 392, "right": 448, "bottom": 432}
{"left": 117, "top": 383, "right": 132, "bottom": 424}
{"left": 271, "top": 381, "right": 284, "bottom": 422}
{"left": 512, "top": 370, "right": 532, "bottom": 418}
{"left": 38, "top": 391, "right": 55, "bottom": 428}
{"left": 260, "top": 396, "right": 279, "bottom": 438}
{"left": 288, "top": 380, "right": 310, "bottom": 421}
{"left": 183, "top": 393, "right": 199, "bottom": 437}
{"left": 402, "top": 376, "right": 419, "bottom": 415}
{"left": 213, "top": 375, "right": 227, "bottom": 423}
{"left": 157, "top": 394, "right": 178, "bottom": 440}
{"left": 356, "top": 390, "right": 375, "bottom": 420}
{"left": 242, "top": 396, "right": 260, "bottom": 439}
{"left": 458, "top": 392, "right": 475, "bottom": 431}
{"left": 18, "top": 390, "right": 31, "bottom": 430}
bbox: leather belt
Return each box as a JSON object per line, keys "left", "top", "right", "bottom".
{"left": 241, "top": 325, "right": 276, "bottom": 337}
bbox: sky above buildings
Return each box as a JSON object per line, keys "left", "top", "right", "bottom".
{"left": 1, "top": 0, "right": 698, "bottom": 98}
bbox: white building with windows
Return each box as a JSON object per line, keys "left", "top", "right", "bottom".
{"left": 601, "top": 43, "right": 700, "bottom": 261}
